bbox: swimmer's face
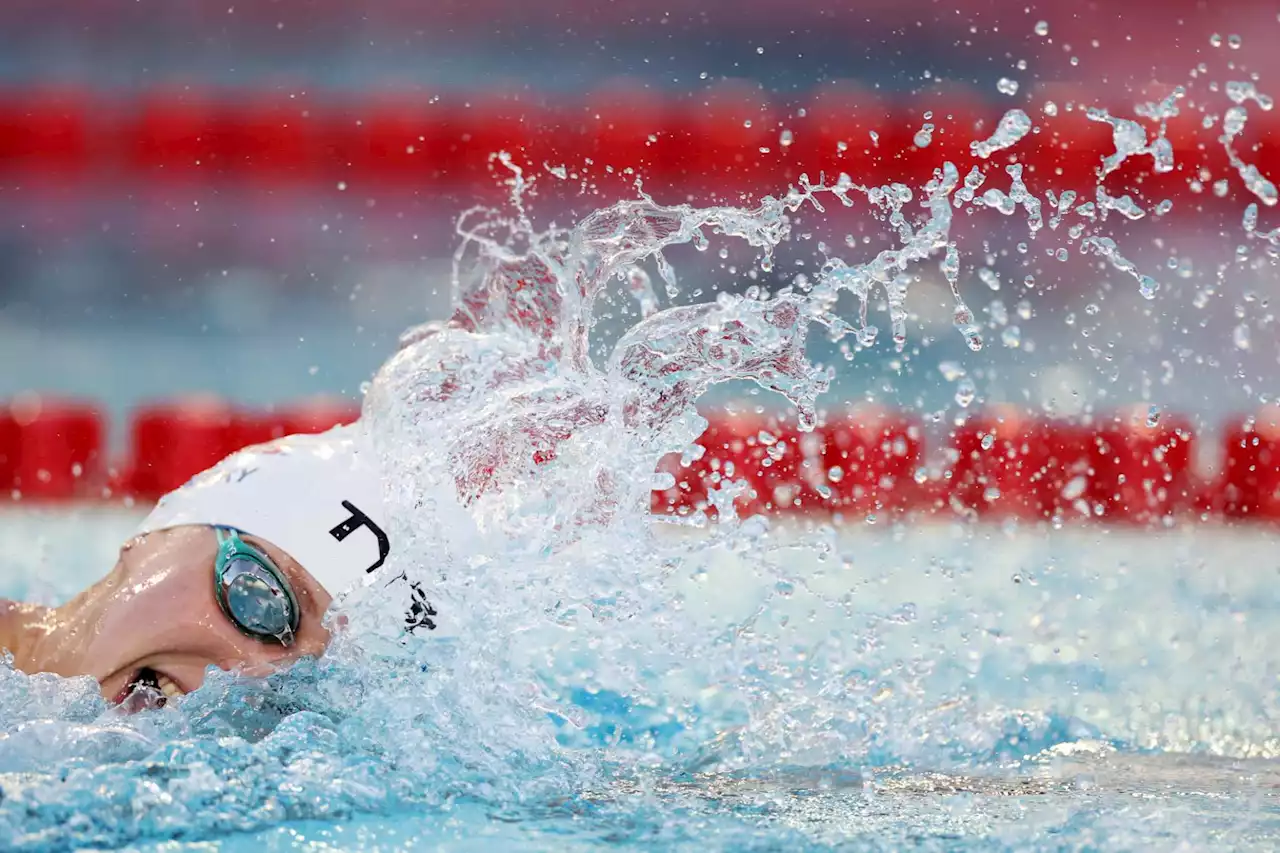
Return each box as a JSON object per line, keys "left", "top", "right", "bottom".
{"left": 53, "top": 526, "right": 333, "bottom": 707}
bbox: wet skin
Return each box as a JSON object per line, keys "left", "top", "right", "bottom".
{"left": 0, "top": 525, "right": 332, "bottom": 705}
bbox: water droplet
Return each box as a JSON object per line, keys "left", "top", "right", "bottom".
{"left": 779, "top": 129, "right": 794, "bottom": 148}
{"left": 914, "top": 123, "right": 935, "bottom": 148}
{"left": 1061, "top": 476, "right": 1088, "bottom": 501}
{"left": 970, "top": 109, "right": 1032, "bottom": 159}
{"left": 1228, "top": 34, "right": 1242, "bottom": 50}
{"left": 988, "top": 298, "right": 1008, "bottom": 325}
{"left": 1234, "top": 323, "right": 1252, "bottom": 350}
{"left": 1146, "top": 405, "right": 1161, "bottom": 428}
{"left": 1210, "top": 33, "right": 1223, "bottom": 48}
{"left": 997, "top": 77, "right": 1020, "bottom": 96}
{"left": 939, "top": 360, "right": 967, "bottom": 382}
{"left": 980, "top": 433, "right": 995, "bottom": 450}
{"left": 954, "top": 377, "right": 977, "bottom": 407}
{"left": 1034, "top": 20, "right": 1049, "bottom": 37}
{"left": 1225, "top": 81, "right": 1273, "bottom": 111}
{"left": 1001, "top": 325, "right": 1022, "bottom": 348}
{"left": 1043, "top": 100, "right": 1059, "bottom": 117}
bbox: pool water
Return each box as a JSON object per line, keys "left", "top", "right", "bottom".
{"left": 2, "top": 509, "right": 1277, "bottom": 851}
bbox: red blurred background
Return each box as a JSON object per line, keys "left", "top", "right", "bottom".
{"left": 2, "top": 0, "right": 1279, "bottom": 522}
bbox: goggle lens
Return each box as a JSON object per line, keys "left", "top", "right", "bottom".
{"left": 214, "top": 528, "right": 300, "bottom": 645}
{"left": 223, "top": 558, "right": 295, "bottom": 638}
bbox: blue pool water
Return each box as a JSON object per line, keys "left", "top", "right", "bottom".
{"left": 2, "top": 509, "right": 1277, "bottom": 851}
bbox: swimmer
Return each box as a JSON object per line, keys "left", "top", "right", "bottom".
{"left": 0, "top": 425, "right": 422, "bottom": 710}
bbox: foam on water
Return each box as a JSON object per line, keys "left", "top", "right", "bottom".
{"left": 2, "top": 66, "right": 1280, "bottom": 849}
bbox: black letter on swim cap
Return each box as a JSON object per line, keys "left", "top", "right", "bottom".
{"left": 329, "top": 500, "right": 391, "bottom": 574}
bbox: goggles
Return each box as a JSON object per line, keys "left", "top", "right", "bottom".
{"left": 213, "top": 527, "right": 300, "bottom": 645}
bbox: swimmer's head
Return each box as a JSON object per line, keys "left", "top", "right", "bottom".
{"left": 137, "top": 424, "right": 391, "bottom": 599}
{"left": 33, "top": 425, "right": 397, "bottom": 708}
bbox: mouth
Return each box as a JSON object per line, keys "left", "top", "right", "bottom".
{"left": 113, "top": 666, "right": 186, "bottom": 711}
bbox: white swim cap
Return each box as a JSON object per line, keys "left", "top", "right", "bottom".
{"left": 136, "top": 424, "right": 392, "bottom": 601}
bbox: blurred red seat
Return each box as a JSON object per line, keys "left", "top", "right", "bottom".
{"left": 5, "top": 396, "right": 104, "bottom": 501}
{"left": 792, "top": 81, "right": 891, "bottom": 186}
{"left": 0, "top": 88, "right": 92, "bottom": 178}
{"left": 0, "top": 408, "right": 20, "bottom": 497}
{"left": 1088, "top": 409, "right": 1195, "bottom": 524}
{"left": 218, "top": 91, "right": 319, "bottom": 182}
{"left": 126, "top": 399, "right": 243, "bottom": 501}
{"left": 1216, "top": 407, "right": 1280, "bottom": 520}
{"left": 426, "top": 94, "right": 537, "bottom": 186}
{"left": 127, "top": 88, "right": 222, "bottom": 179}
{"left": 678, "top": 80, "right": 778, "bottom": 198}
{"left": 821, "top": 406, "right": 922, "bottom": 518}
{"left": 586, "top": 80, "right": 676, "bottom": 185}
{"left": 233, "top": 408, "right": 291, "bottom": 451}
{"left": 652, "top": 411, "right": 829, "bottom": 520}
{"left": 279, "top": 398, "right": 361, "bottom": 435}
{"left": 893, "top": 82, "right": 989, "bottom": 186}
{"left": 1023, "top": 83, "right": 1114, "bottom": 190}
{"left": 340, "top": 91, "right": 441, "bottom": 185}
{"left": 944, "top": 407, "right": 1094, "bottom": 522}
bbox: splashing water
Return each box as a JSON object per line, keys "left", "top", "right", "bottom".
{"left": 1219, "top": 101, "right": 1280, "bottom": 206}
{"left": 969, "top": 109, "right": 1032, "bottom": 159}
{"left": 3, "top": 64, "right": 1280, "bottom": 850}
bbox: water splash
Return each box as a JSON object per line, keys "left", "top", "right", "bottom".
{"left": 1079, "top": 236, "right": 1161, "bottom": 299}
{"left": 913, "top": 122, "right": 935, "bottom": 149}
{"left": 1243, "top": 202, "right": 1280, "bottom": 253}
{"left": 1225, "top": 81, "right": 1274, "bottom": 112}
{"left": 969, "top": 109, "right": 1031, "bottom": 159}
{"left": 1088, "top": 105, "right": 1177, "bottom": 179}
{"left": 1218, "top": 99, "right": 1280, "bottom": 206}
{"left": 3, "top": 65, "right": 1280, "bottom": 849}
